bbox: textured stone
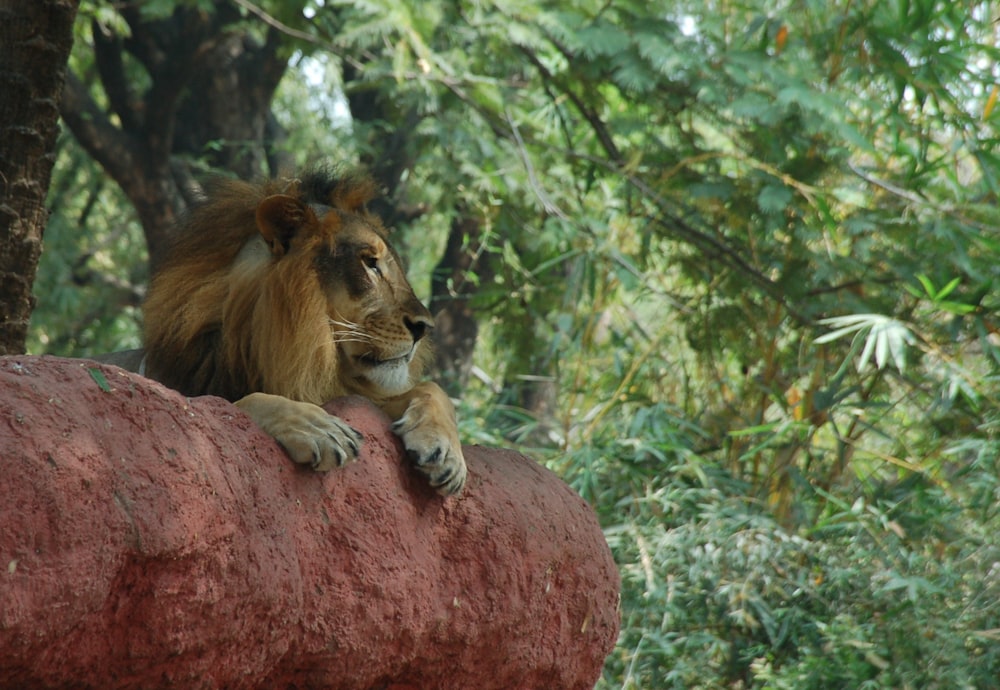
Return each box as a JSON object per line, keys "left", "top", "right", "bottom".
{"left": 0, "top": 355, "right": 619, "bottom": 690}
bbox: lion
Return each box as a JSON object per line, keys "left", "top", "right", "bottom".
{"left": 135, "top": 168, "right": 466, "bottom": 495}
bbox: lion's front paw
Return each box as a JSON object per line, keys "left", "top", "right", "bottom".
{"left": 235, "top": 392, "right": 363, "bottom": 471}
{"left": 392, "top": 394, "right": 467, "bottom": 496}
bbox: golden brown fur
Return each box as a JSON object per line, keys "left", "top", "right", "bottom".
{"left": 142, "top": 169, "right": 466, "bottom": 495}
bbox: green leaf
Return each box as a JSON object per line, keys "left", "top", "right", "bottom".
{"left": 88, "top": 368, "right": 112, "bottom": 393}
{"left": 816, "top": 314, "right": 915, "bottom": 372}
{"left": 757, "top": 184, "right": 794, "bottom": 214}
{"left": 937, "top": 300, "right": 977, "bottom": 315}
{"left": 633, "top": 29, "right": 682, "bottom": 76}
{"left": 577, "top": 24, "right": 631, "bottom": 58}
{"left": 728, "top": 421, "right": 781, "bottom": 437}
{"left": 916, "top": 273, "right": 936, "bottom": 298}
{"left": 935, "top": 276, "right": 961, "bottom": 300}
{"left": 611, "top": 52, "right": 656, "bottom": 93}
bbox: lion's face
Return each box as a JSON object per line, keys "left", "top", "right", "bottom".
{"left": 255, "top": 191, "right": 433, "bottom": 401}
{"left": 315, "top": 212, "right": 434, "bottom": 397}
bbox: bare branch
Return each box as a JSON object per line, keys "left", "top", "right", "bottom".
{"left": 229, "top": 0, "right": 320, "bottom": 46}
{"left": 227, "top": 0, "right": 365, "bottom": 75}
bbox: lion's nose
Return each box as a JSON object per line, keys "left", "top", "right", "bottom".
{"left": 404, "top": 315, "right": 434, "bottom": 342}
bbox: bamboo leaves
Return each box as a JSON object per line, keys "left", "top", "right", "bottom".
{"left": 816, "top": 314, "right": 915, "bottom": 373}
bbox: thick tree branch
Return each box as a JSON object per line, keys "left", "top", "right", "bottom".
{"left": 91, "top": 21, "right": 140, "bottom": 133}
{"left": 61, "top": 69, "right": 181, "bottom": 265}
{"left": 59, "top": 71, "right": 138, "bottom": 197}
{"left": 140, "top": 48, "right": 199, "bottom": 164}
{"left": 342, "top": 62, "right": 424, "bottom": 224}
{"left": 119, "top": 5, "right": 163, "bottom": 73}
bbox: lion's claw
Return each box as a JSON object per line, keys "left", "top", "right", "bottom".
{"left": 235, "top": 392, "right": 363, "bottom": 472}
{"left": 408, "top": 445, "right": 443, "bottom": 467}
{"left": 393, "top": 395, "right": 467, "bottom": 496}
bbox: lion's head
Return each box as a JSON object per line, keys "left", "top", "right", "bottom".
{"left": 143, "top": 169, "right": 435, "bottom": 406}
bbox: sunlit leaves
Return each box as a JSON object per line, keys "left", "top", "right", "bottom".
{"left": 816, "top": 314, "right": 915, "bottom": 372}
{"left": 905, "top": 274, "right": 978, "bottom": 315}
{"left": 77, "top": 1, "right": 130, "bottom": 37}
{"left": 632, "top": 28, "right": 685, "bottom": 76}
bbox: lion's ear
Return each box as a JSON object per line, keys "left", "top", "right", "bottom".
{"left": 256, "top": 194, "right": 318, "bottom": 257}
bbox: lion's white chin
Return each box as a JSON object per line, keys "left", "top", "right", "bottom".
{"left": 361, "top": 357, "right": 412, "bottom": 395}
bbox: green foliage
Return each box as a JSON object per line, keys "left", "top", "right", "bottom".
{"left": 592, "top": 426, "right": 1000, "bottom": 688}
{"left": 34, "top": 0, "right": 1000, "bottom": 686}
{"left": 29, "top": 134, "right": 145, "bottom": 356}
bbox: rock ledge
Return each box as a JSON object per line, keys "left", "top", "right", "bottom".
{"left": 0, "top": 355, "right": 619, "bottom": 690}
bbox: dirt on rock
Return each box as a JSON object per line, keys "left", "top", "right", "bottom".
{"left": 0, "top": 355, "right": 620, "bottom": 690}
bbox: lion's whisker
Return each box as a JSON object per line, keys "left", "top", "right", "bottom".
{"left": 330, "top": 328, "right": 372, "bottom": 339}
{"left": 328, "top": 317, "right": 375, "bottom": 345}
{"left": 328, "top": 316, "right": 362, "bottom": 330}
{"left": 332, "top": 336, "right": 374, "bottom": 345}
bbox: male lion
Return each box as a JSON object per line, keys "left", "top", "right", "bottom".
{"left": 138, "top": 168, "right": 466, "bottom": 496}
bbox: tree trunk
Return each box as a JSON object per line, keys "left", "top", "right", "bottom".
{"left": 173, "top": 30, "right": 288, "bottom": 180}
{"left": 0, "top": 0, "right": 79, "bottom": 355}
{"left": 429, "top": 213, "right": 494, "bottom": 396}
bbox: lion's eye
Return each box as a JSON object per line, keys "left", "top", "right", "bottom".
{"left": 364, "top": 255, "right": 382, "bottom": 277}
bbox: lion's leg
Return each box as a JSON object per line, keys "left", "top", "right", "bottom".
{"left": 381, "top": 382, "right": 467, "bottom": 496}
{"left": 235, "top": 392, "right": 363, "bottom": 471}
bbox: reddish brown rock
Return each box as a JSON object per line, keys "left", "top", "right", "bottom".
{"left": 0, "top": 355, "right": 619, "bottom": 690}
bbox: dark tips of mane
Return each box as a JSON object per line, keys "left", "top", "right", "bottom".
{"left": 297, "top": 166, "right": 380, "bottom": 213}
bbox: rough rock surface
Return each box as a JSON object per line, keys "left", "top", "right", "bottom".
{"left": 0, "top": 355, "right": 620, "bottom": 690}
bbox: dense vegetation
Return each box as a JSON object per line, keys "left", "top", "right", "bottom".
{"left": 31, "top": 1, "right": 1000, "bottom": 687}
